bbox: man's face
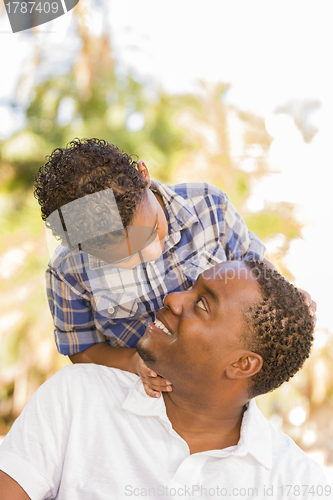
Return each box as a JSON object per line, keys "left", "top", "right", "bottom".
{"left": 136, "top": 261, "right": 262, "bottom": 388}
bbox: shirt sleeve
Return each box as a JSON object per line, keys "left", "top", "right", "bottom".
{"left": 46, "top": 265, "right": 109, "bottom": 356}
{"left": 223, "top": 193, "right": 266, "bottom": 261}
{"left": 0, "top": 370, "right": 71, "bottom": 500}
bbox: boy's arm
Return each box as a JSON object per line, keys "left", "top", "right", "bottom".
{"left": 69, "top": 344, "right": 137, "bottom": 371}
{"left": 69, "top": 345, "right": 172, "bottom": 398}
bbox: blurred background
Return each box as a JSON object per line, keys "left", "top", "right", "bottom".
{"left": 0, "top": 0, "right": 332, "bottom": 482}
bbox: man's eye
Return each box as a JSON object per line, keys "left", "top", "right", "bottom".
{"left": 197, "top": 299, "right": 207, "bottom": 311}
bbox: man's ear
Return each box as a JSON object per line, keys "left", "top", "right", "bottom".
{"left": 137, "top": 160, "right": 151, "bottom": 187}
{"left": 225, "top": 352, "right": 263, "bottom": 380}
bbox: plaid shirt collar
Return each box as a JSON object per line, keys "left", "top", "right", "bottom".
{"left": 88, "top": 180, "right": 199, "bottom": 270}
{"left": 151, "top": 180, "right": 199, "bottom": 230}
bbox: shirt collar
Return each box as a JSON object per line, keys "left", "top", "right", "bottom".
{"left": 123, "top": 379, "right": 272, "bottom": 469}
{"left": 235, "top": 399, "right": 273, "bottom": 469}
{"left": 150, "top": 180, "right": 199, "bottom": 232}
{"left": 122, "top": 377, "right": 167, "bottom": 418}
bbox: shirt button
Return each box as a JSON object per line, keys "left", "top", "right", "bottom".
{"left": 108, "top": 306, "right": 115, "bottom": 314}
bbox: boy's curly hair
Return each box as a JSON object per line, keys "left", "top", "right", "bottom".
{"left": 33, "top": 138, "right": 148, "bottom": 247}
{"left": 243, "top": 260, "right": 314, "bottom": 398}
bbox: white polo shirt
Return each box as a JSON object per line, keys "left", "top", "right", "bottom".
{"left": 0, "top": 365, "right": 328, "bottom": 500}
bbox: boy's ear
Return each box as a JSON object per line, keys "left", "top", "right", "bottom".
{"left": 137, "top": 160, "right": 151, "bottom": 187}
{"left": 225, "top": 352, "right": 263, "bottom": 380}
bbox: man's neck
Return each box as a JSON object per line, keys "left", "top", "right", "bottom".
{"left": 163, "top": 391, "right": 248, "bottom": 455}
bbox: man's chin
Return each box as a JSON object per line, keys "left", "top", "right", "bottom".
{"left": 136, "top": 339, "right": 157, "bottom": 367}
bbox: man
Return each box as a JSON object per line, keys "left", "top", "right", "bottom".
{"left": 34, "top": 138, "right": 316, "bottom": 397}
{"left": 0, "top": 261, "right": 327, "bottom": 500}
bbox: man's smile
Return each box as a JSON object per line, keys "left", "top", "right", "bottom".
{"left": 151, "top": 315, "right": 173, "bottom": 336}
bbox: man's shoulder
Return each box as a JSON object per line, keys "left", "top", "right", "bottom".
{"left": 249, "top": 402, "right": 326, "bottom": 480}
{"left": 43, "top": 364, "right": 139, "bottom": 403}
{"left": 269, "top": 420, "right": 326, "bottom": 477}
{"left": 59, "top": 364, "right": 138, "bottom": 387}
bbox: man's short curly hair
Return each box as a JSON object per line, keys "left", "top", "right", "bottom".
{"left": 243, "top": 260, "right": 314, "bottom": 398}
{"left": 33, "top": 138, "right": 148, "bottom": 248}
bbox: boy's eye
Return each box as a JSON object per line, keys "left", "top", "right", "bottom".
{"left": 197, "top": 299, "right": 207, "bottom": 311}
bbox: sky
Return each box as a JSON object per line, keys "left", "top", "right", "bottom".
{"left": 1, "top": 0, "right": 333, "bottom": 332}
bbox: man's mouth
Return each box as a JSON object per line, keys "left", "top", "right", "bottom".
{"left": 153, "top": 318, "right": 172, "bottom": 336}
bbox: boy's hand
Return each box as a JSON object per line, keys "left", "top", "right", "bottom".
{"left": 132, "top": 352, "right": 172, "bottom": 398}
{"left": 298, "top": 288, "right": 317, "bottom": 326}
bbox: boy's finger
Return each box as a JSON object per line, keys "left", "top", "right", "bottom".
{"left": 147, "top": 385, "right": 172, "bottom": 393}
{"left": 148, "top": 380, "right": 172, "bottom": 389}
{"left": 145, "top": 379, "right": 172, "bottom": 390}
{"left": 140, "top": 365, "right": 157, "bottom": 377}
{"left": 308, "top": 301, "right": 317, "bottom": 316}
{"left": 299, "top": 288, "right": 311, "bottom": 306}
{"left": 142, "top": 383, "right": 162, "bottom": 399}
{"left": 155, "top": 375, "right": 171, "bottom": 384}
{"left": 139, "top": 366, "right": 157, "bottom": 378}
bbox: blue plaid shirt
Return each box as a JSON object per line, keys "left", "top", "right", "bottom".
{"left": 46, "top": 181, "right": 266, "bottom": 355}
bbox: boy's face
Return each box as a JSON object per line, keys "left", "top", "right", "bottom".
{"left": 89, "top": 188, "right": 168, "bottom": 268}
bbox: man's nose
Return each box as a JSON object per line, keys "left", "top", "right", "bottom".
{"left": 163, "top": 290, "right": 191, "bottom": 316}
